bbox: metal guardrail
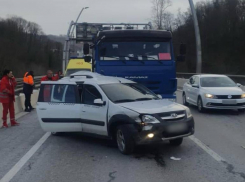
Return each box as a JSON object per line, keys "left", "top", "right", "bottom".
{"left": 176, "top": 73, "right": 245, "bottom": 85}
{"left": 15, "top": 76, "right": 43, "bottom": 95}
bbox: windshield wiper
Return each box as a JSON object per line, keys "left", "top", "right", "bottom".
{"left": 127, "top": 56, "right": 145, "bottom": 64}
{"left": 114, "top": 99, "right": 135, "bottom": 103}
{"left": 138, "top": 55, "right": 163, "bottom": 64}
{"left": 101, "top": 56, "right": 127, "bottom": 64}
{"left": 135, "top": 98, "right": 154, "bottom": 101}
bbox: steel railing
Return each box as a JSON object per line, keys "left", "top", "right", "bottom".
{"left": 15, "top": 76, "right": 43, "bottom": 95}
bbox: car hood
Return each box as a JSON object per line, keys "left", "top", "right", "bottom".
{"left": 202, "top": 87, "right": 243, "bottom": 95}
{"left": 118, "top": 100, "right": 186, "bottom": 114}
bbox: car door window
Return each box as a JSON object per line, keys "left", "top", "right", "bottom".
{"left": 194, "top": 76, "right": 200, "bottom": 86}
{"left": 82, "top": 85, "right": 102, "bottom": 105}
{"left": 38, "top": 84, "right": 78, "bottom": 103}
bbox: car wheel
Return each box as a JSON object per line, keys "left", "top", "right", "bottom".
{"left": 169, "top": 138, "right": 183, "bottom": 146}
{"left": 116, "top": 125, "right": 135, "bottom": 155}
{"left": 197, "top": 97, "right": 205, "bottom": 113}
{"left": 183, "top": 92, "right": 189, "bottom": 106}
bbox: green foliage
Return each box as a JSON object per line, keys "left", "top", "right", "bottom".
{"left": 0, "top": 16, "right": 62, "bottom": 77}
{"left": 173, "top": 0, "right": 245, "bottom": 74}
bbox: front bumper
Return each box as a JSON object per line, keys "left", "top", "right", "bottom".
{"left": 203, "top": 98, "right": 245, "bottom": 109}
{"left": 133, "top": 117, "right": 195, "bottom": 145}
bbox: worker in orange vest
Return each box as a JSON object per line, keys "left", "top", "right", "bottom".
{"left": 23, "top": 71, "right": 34, "bottom": 112}
{"left": 0, "top": 69, "right": 19, "bottom": 128}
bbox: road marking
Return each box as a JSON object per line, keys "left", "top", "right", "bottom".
{"left": 177, "top": 89, "right": 183, "bottom": 92}
{"left": 189, "top": 135, "right": 225, "bottom": 162}
{"left": 0, "top": 132, "right": 51, "bottom": 182}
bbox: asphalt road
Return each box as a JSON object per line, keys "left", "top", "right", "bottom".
{"left": 0, "top": 91, "right": 245, "bottom": 182}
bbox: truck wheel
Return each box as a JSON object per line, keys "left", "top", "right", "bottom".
{"left": 169, "top": 138, "right": 183, "bottom": 146}
{"left": 116, "top": 125, "right": 135, "bottom": 155}
{"left": 183, "top": 92, "right": 189, "bottom": 106}
{"left": 238, "top": 109, "right": 245, "bottom": 113}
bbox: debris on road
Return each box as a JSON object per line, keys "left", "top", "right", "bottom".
{"left": 170, "top": 156, "right": 181, "bottom": 161}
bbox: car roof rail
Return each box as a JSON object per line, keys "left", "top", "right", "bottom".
{"left": 70, "top": 75, "right": 93, "bottom": 79}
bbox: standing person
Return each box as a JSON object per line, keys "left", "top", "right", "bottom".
{"left": 41, "top": 70, "right": 58, "bottom": 102}
{"left": 23, "top": 71, "right": 34, "bottom": 112}
{"left": 0, "top": 70, "right": 19, "bottom": 128}
{"left": 41, "top": 70, "right": 58, "bottom": 82}
{"left": 55, "top": 70, "right": 63, "bottom": 80}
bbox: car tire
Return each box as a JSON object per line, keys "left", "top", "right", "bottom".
{"left": 183, "top": 92, "right": 189, "bottom": 106}
{"left": 116, "top": 125, "right": 135, "bottom": 155}
{"left": 169, "top": 138, "right": 183, "bottom": 146}
{"left": 197, "top": 97, "right": 205, "bottom": 113}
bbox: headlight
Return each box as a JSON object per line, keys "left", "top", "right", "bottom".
{"left": 205, "top": 93, "right": 216, "bottom": 99}
{"left": 241, "top": 93, "right": 245, "bottom": 99}
{"left": 186, "top": 108, "right": 192, "bottom": 118}
{"left": 141, "top": 115, "right": 160, "bottom": 124}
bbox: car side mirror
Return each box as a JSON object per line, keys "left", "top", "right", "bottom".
{"left": 94, "top": 99, "right": 105, "bottom": 106}
{"left": 180, "top": 43, "right": 186, "bottom": 55}
{"left": 157, "top": 94, "right": 162, "bottom": 99}
{"left": 176, "top": 55, "right": 185, "bottom": 62}
{"left": 237, "top": 83, "right": 242, "bottom": 87}
{"left": 83, "top": 43, "right": 90, "bottom": 55}
{"left": 192, "top": 84, "right": 199, "bottom": 88}
{"left": 84, "top": 56, "right": 92, "bottom": 63}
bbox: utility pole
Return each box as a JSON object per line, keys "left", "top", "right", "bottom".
{"left": 63, "top": 21, "right": 74, "bottom": 73}
{"left": 189, "top": 0, "right": 202, "bottom": 73}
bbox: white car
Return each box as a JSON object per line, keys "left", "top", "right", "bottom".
{"left": 183, "top": 74, "right": 245, "bottom": 112}
{"left": 37, "top": 71, "right": 194, "bottom": 154}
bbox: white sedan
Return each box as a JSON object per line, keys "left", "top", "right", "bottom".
{"left": 183, "top": 74, "right": 245, "bottom": 112}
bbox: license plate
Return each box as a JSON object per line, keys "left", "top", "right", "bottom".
{"left": 163, "top": 98, "right": 176, "bottom": 102}
{"left": 222, "top": 100, "right": 237, "bottom": 105}
{"left": 167, "top": 124, "right": 187, "bottom": 133}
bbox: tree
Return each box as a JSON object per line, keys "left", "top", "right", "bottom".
{"left": 152, "top": 0, "right": 172, "bottom": 30}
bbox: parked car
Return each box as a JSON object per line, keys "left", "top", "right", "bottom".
{"left": 183, "top": 74, "right": 245, "bottom": 112}
{"left": 37, "top": 71, "right": 194, "bottom": 154}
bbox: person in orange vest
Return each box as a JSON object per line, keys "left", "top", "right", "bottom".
{"left": 23, "top": 71, "right": 34, "bottom": 112}
{"left": 0, "top": 69, "right": 19, "bottom": 128}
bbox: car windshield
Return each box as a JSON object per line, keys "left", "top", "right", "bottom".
{"left": 100, "top": 83, "right": 160, "bottom": 103}
{"left": 200, "top": 77, "right": 236, "bottom": 87}
{"left": 99, "top": 41, "right": 171, "bottom": 61}
{"left": 65, "top": 69, "right": 91, "bottom": 77}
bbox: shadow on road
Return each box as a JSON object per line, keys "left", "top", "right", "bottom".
{"left": 53, "top": 132, "right": 186, "bottom": 167}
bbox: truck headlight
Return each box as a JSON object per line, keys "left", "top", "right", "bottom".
{"left": 241, "top": 93, "right": 245, "bottom": 99}
{"left": 186, "top": 108, "right": 192, "bottom": 118}
{"left": 141, "top": 115, "right": 160, "bottom": 124}
{"left": 205, "top": 94, "right": 216, "bottom": 99}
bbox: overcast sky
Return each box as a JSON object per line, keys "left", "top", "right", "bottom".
{"left": 0, "top": 0, "right": 205, "bottom": 35}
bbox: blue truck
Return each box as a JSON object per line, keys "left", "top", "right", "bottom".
{"left": 71, "top": 23, "right": 186, "bottom": 101}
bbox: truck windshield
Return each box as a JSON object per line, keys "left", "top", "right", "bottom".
{"left": 100, "top": 83, "right": 160, "bottom": 103}
{"left": 99, "top": 41, "right": 171, "bottom": 61}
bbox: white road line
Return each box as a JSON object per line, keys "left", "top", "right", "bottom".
{"left": 189, "top": 135, "right": 225, "bottom": 162}
{"left": 0, "top": 132, "right": 51, "bottom": 182}
{"left": 177, "top": 89, "right": 183, "bottom": 92}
